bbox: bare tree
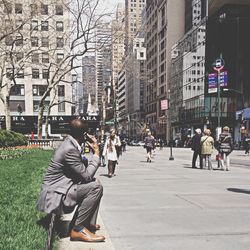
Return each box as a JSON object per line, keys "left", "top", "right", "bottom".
{"left": 0, "top": 0, "right": 112, "bottom": 137}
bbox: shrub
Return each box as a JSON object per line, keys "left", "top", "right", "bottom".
{"left": 0, "top": 130, "right": 28, "bottom": 147}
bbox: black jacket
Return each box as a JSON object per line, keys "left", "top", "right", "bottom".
{"left": 191, "top": 134, "right": 202, "bottom": 152}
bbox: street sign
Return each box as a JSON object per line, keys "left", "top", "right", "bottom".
{"left": 208, "top": 71, "right": 228, "bottom": 93}
{"left": 213, "top": 58, "right": 225, "bottom": 72}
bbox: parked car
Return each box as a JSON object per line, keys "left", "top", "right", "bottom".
{"left": 138, "top": 141, "right": 145, "bottom": 146}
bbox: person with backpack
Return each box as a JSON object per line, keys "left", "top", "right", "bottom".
{"left": 190, "top": 128, "right": 203, "bottom": 169}
{"left": 218, "top": 126, "right": 234, "bottom": 171}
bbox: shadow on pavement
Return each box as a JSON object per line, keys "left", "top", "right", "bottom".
{"left": 99, "top": 174, "right": 112, "bottom": 178}
{"left": 227, "top": 188, "right": 250, "bottom": 195}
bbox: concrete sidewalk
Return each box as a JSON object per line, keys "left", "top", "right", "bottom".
{"left": 59, "top": 147, "right": 250, "bottom": 250}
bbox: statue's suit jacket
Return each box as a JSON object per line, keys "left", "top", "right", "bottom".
{"left": 36, "top": 136, "right": 100, "bottom": 214}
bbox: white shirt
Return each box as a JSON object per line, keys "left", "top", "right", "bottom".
{"left": 102, "top": 136, "right": 121, "bottom": 161}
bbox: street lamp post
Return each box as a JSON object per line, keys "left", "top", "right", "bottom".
{"left": 166, "top": 94, "right": 174, "bottom": 161}
{"left": 212, "top": 57, "right": 225, "bottom": 140}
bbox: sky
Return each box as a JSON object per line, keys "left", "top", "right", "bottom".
{"left": 101, "top": 0, "right": 123, "bottom": 14}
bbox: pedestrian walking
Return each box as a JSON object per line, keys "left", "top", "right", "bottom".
{"left": 99, "top": 138, "right": 106, "bottom": 167}
{"left": 218, "top": 126, "right": 234, "bottom": 171}
{"left": 244, "top": 134, "right": 250, "bottom": 155}
{"left": 102, "top": 129, "right": 121, "bottom": 178}
{"left": 201, "top": 129, "right": 214, "bottom": 170}
{"left": 144, "top": 131, "right": 155, "bottom": 163}
{"left": 190, "top": 128, "right": 203, "bottom": 169}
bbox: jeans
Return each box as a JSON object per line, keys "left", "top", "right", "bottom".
{"left": 219, "top": 153, "right": 230, "bottom": 170}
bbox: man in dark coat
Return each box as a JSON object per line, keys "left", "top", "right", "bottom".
{"left": 36, "top": 119, "right": 105, "bottom": 242}
{"left": 191, "top": 128, "right": 203, "bottom": 169}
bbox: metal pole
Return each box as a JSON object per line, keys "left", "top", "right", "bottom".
{"left": 169, "top": 141, "right": 174, "bottom": 160}
{"left": 217, "top": 69, "right": 221, "bottom": 129}
{"left": 167, "top": 94, "right": 174, "bottom": 160}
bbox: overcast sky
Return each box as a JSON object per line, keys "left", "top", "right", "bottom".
{"left": 100, "top": 0, "right": 123, "bottom": 15}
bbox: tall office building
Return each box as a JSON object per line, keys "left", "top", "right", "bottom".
{"left": 206, "top": 0, "right": 250, "bottom": 141}
{"left": 169, "top": 0, "right": 206, "bottom": 142}
{"left": 125, "top": 0, "right": 146, "bottom": 53}
{"left": 82, "top": 56, "right": 96, "bottom": 115}
{"left": 0, "top": 0, "right": 72, "bottom": 118}
{"left": 125, "top": 37, "right": 146, "bottom": 139}
{"left": 95, "top": 23, "right": 112, "bottom": 108}
{"left": 111, "top": 3, "right": 125, "bottom": 87}
{"left": 145, "top": 0, "right": 185, "bottom": 140}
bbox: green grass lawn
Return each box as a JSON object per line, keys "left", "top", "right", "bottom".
{"left": 0, "top": 149, "right": 54, "bottom": 250}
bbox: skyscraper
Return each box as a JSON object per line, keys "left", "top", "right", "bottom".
{"left": 0, "top": 0, "right": 72, "bottom": 118}
{"left": 125, "top": 0, "right": 146, "bottom": 53}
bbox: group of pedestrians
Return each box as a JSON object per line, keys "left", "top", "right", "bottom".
{"left": 191, "top": 126, "right": 233, "bottom": 171}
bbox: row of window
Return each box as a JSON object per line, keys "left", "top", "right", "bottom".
{"left": 29, "top": 20, "right": 64, "bottom": 32}
{"left": 6, "top": 60, "right": 64, "bottom": 79}
{"left": 3, "top": 3, "right": 64, "bottom": 16}
{"left": 10, "top": 100, "right": 65, "bottom": 112}
{"left": 10, "top": 84, "right": 65, "bottom": 97}
{"left": 5, "top": 36, "right": 64, "bottom": 48}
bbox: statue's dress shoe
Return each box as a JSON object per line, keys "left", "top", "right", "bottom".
{"left": 89, "top": 223, "right": 101, "bottom": 230}
{"left": 70, "top": 228, "right": 105, "bottom": 242}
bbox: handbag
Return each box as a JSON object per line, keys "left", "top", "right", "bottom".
{"left": 216, "top": 153, "right": 221, "bottom": 161}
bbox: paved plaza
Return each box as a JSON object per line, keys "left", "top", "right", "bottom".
{"left": 59, "top": 147, "right": 250, "bottom": 250}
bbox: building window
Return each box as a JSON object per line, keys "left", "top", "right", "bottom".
{"left": 31, "top": 20, "right": 38, "bottom": 30}
{"left": 31, "top": 37, "right": 39, "bottom": 47}
{"left": 6, "top": 68, "right": 13, "bottom": 79}
{"left": 58, "top": 102, "right": 65, "bottom": 112}
{"left": 32, "top": 68, "right": 39, "bottom": 79}
{"left": 15, "top": 3, "right": 22, "bottom": 14}
{"left": 140, "top": 52, "right": 144, "bottom": 58}
{"left": 41, "top": 37, "right": 49, "bottom": 47}
{"left": 16, "top": 52, "right": 24, "bottom": 62}
{"left": 10, "top": 100, "right": 25, "bottom": 112}
{"left": 16, "top": 20, "right": 23, "bottom": 30}
{"left": 33, "top": 85, "right": 48, "bottom": 96}
{"left": 56, "top": 37, "right": 64, "bottom": 48}
{"left": 42, "top": 69, "right": 49, "bottom": 79}
{"left": 58, "top": 85, "right": 65, "bottom": 96}
{"left": 10, "top": 84, "right": 24, "bottom": 96}
{"left": 33, "top": 100, "right": 49, "bottom": 112}
{"left": 56, "top": 21, "right": 64, "bottom": 31}
{"left": 55, "top": 5, "right": 63, "bottom": 15}
{"left": 41, "top": 4, "right": 48, "bottom": 15}
{"left": 5, "top": 36, "right": 13, "bottom": 46}
{"left": 30, "top": 4, "right": 37, "bottom": 16}
{"left": 56, "top": 53, "right": 64, "bottom": 63}
{"left": 15, "top": 36, "right": 23, "bottom": 46}
{"left": 41, "top": 21, "right": 49, "bottom": 31}
{"left": 4, "top": 2, "right": 12, "bottom": 13}
{"left": 42, "top": 53, "right": 49, "bottom": 63}
{"left": 32, "top": 53, "right": 39, "bottom": 63}
{"left": 17, "top": 69, "right": 24, "bottom": 78}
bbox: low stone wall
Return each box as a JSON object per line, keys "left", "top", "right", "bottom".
{"left": 28, "top": 139, "right": 63, "bottom": 149}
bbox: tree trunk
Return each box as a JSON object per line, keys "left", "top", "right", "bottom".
{"left": 5, "top": 96, "right": 11, "bottom": 130}
{"left": 37, "top": 106, "right": 45, "bottom": 139}
{"left": 45, "top": 108, "right": 51, "bottom": 139}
